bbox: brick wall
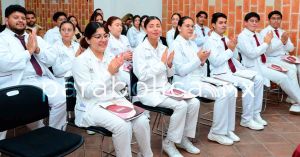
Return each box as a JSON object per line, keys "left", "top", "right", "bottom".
{"left": 162, "top": 0, "right": 300, "bottom": 55}
{"left": 0, "top": 1, "right": 2, "bottom": 24}
{"left": 25, "top": 0, "right": 94, "bottom": 32}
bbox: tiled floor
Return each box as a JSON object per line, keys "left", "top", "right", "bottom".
{"left": 3, "top": 93, "right": 300, "bottom": 157}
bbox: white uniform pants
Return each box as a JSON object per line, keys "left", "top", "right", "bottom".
{"left": 82, "top": 107, "right": 153, "bottom": 157}
{"left": 260, "top": 65, "right": 300, "bottom": 103}
{"left": 216, "top": 73, "right": 264, "bottom": 123}
{"left": 157, "top": 97, "right": 200, "bottom": 143}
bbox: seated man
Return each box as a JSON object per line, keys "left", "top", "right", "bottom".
{"left": 0, "top": 5, "right": 66, "bottom": 140}
{"left": 260, "top": 10, "right": 300, "bottom": 106}
{"left": 237, "top": 12, "right": 300, "bottom": 114}
{"left": 44, "top": 11, "right": 67, "bottom": 45}
{"left": 203, "top": 12, "right": 265, "bottom": 131}
{"left": 26, "top": 10, "right": 44, "bottom": 37}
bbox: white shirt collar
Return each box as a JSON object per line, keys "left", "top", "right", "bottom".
{"left": 210, "top": 31, "right": 224, "bottom": 40}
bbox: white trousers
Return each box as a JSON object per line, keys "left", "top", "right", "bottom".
{"left": 157, "top": 97, "right": 200, "bottom": 143}
{"left": 0, "top": 77, "right": 67, "bottom": 141}
{"left": 259, "top": 65, "right": 300, "bottom": 103}
{"left": 268, "top": 57, "right": 300, "bottom": 87}
{"left": 216, "top": 73, "right": 264, "bottom": 123}
{"left": 82, "top": 106, "right": 153, "bottom": 157}
{"left": 188, "top": 82, "right": 237, "bottom": 135}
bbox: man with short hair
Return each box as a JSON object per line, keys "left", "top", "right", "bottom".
{"left": 26, "top": 10, "right": 44, "bottom": 37}
{"left": 194, "top": 11, "right": 210, "bottom": 48}
{"left": 0, "top": 5, "right": 66, "bottom": 140}
{"left": 203, "top": 12, "right": 265, "bottom": 132}
{"left": 44, "top": 11, "right": 67, "bottom": 45}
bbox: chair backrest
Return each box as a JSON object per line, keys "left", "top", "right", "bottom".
{"left": 206, "top": 59, "right": 211, "bottom": 77}
{"left": 65, "top": 76, "right": 76, "bottom": 112}
{"left": 130, "top": 69, "right": 139, "bottom": 97}
{"left": 0, "top": 85, "right": 49, "bottom": 132}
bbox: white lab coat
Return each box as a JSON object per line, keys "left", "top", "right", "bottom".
{"left": 126, "top": 26, "right": 140, "bottom": 48}
{"left": 193, "top": 24, "right": 210, "bottom": 48}
{"left": 72, "top": 48, "right": 152, "bottom": 157}
{"left": 133, "top": 38, "right": 200, "bottom": 143}
{"left": 204, "top": 31, "right": 264, "bottom": 123}
{"left": 238, "top": 28, "right": 300, "bottom": 103}
{"left": 260, "top": 25, "right": 300, "bottom": 86}
{"left": 172, "top": 35, "right": 237, "bottom": 135}
{"left": 0, "top": 28, "right": 66, "bottom": 140}
{"left": 166, "top": 28, "right": 176, "bottom": 48}
{"left": 51, "top": 39, "right": 79, "bottom": 85}
{"left": 107, "top": 33, "right": 132, "bottom": 86}
{"left": 136, "top": 29, "right": 146, "bottom": 45}
{"left": 44, "top": 26, "right": 61, "bottom": 45}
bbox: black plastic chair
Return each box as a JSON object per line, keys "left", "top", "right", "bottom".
{"left": 64, "top": 76, "right": 114, "bottom": 156}
{"left": 0, "top": 85, "right": 83, "bottom": 157}
{"left": 130, "top": 69, "right": 173, "bottom": 157}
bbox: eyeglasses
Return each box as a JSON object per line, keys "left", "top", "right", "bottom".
{"left": 92, "top": 33, "right": 110, "bottom": 40}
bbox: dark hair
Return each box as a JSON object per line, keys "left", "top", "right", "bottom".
{"left": 244, "top": 12, "right": 260, "bottom": 21}
{"left": 268, "top": 10, "right": 282, "bottom": 19}
{"left": 133, "top": 15, "right": 141, "bottom": 22}
{"left": 80, "top": 22, "right": 108, "bottom": 49}
{"left": 89, "top": 12, "right": 103, "bottom": 22}
{"left": 211, "top": 12, "right": 227, "bottom": 24}
{"left": 106, "top": 16, "right": 121, "bottom": 26}
{"left": 67, "top": 15, "right": 82, "bottom": 32}
{"left": 174, "top": 16, "right": 194, "bottom": 39}
{"left": 59, "top": 21, "right": 75, "bottom": 31}
{"left": 196, "top": 11, "right": 208, "bottom": 18}
{"left": 171, "top": 13, "right": 181, "bottom": 20}
{"left": 140, "top": 15, "right": 149, "bottom": 27}
{"left": 26, "top": 10, "right": 36, "bottom": 17}
{"left": 5, "top": 5, "right": 26, "bottom": 17}
{"left": 53, "top": 11, "right": 67, "bottom": 21}
{"left": 94, "top": 8, "right": 102, "bottom": 14}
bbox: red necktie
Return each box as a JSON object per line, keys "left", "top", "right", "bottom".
{"left": 274, "top": 29, "right": 280, "bottom": 38}
{"left": 253, "top": 34, "right": 267, "bottom": 63}
{"left": 201, "top": 28, "right": 205, "bottom": 37}
{"left": 15, "top": 34, "right": 43, "bottom": 76}
{"left": 221, "top": 37, "right": 236, "bottom": 73}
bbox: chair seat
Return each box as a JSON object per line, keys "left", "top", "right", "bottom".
{"left": 0, "top": 126, "right": 83, "bottom": 157}
{"left": 67, "top": 118, "right": 112, "bottom": 137}
{"left": 133, "top": 101, "right": 173, "bottom": 116}
{"left": 196, "top": 96, "right": 215, "bottom": 103}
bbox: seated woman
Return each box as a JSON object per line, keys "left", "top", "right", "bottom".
{"left": 106, "top": 16, "right": 132, "bottom": 90}
{"left": 133, "top": 16, "right": 200, "bottom": 157}
{"left": 172, "top": 16, "right": 239, "bottom": 145}
{"left": 72, "top": 22, "right": 153, "bottom": 157}
{"left": 68, "top": 15, "right": 83, "bottom": 43}
{"left": 51, "top": 21, "right": 83, "bottom": 85}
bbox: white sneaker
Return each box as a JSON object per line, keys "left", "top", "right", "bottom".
{"left": 286, "top": 97, "right": 296, "bottom": 104}
{"left": 289, "top": 104, "right": 300, "bottom": 115}
{"left": 86, "top": 130, "right": 96, "bottom": 135}
{"left": 176, "top": 137, "right": 200, "bottom": 154}
{"left": 163, "top": 139, "right": 183, "bottom": 157}
{"left": 227, "top": 131, "right": 240, "bottom": 142}
{"left": 208, "top": 132, "right": 233, "bottom": 145}
{"left": 240, "top": 120, "right": 264, "bottom": 130}
{"left": 254, "top": 115, "right": 268, "bottom": 126}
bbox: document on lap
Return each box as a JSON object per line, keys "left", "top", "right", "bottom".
{"left": 163, "top": 88, "right": 196, "bottom": 100}
{"left": 267, "top": 63, "right": 288, "bottom": 72}
{"left": 281, "top": 55, "right": 300, "bottom": 64}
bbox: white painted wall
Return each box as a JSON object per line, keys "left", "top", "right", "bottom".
{"left": 94, "top": 0, "right": 162, "bottom": 20}
{"left": 1, "top": 0, "right": 25, "bottom": 24}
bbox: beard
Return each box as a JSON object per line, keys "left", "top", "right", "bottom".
{"left": 27, "top": 22, "right": 35, "bottom": 27}
{"left": 9, "top": 27, "right": 25, "bottom": 35}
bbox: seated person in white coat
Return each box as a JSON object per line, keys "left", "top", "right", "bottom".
{"left": 203, "top": 12, "right": 265, "bottom": 131}
{"left": 127, "top": 15, "right": 141, "bottom": 49}
{"left": 194, "top": 11, "right": 211, "bottom": 48}
{"left": 106, "top": 16, "right": 133, "bottom": 92}
{"left": 237, "top": 12, "right": 300, "bottom": 114}
{"left": 260, "top": 10, "right": 300, "bottom": 105}
{"left": 172, "top": 16, "right": 239, "bottom": 145}
{"left": 51, "top": 21, "right": 83, "bottom": 85}
{"left": 44, "top": 11, "right": 67, "bottom": 45}
{"left": 136, "top": 15, "right": 149, "bottom": 44}
{"left": 0, "top": 5, "right": 66, "bottom": 140}
{"left": 72, "top": 22, "right": 153, "bottom": 157}
{"left": 133, "top": 16, "right": 200, "bottom": 157}
{"left": 166, "top": 13, "right": 181, "bottom": 48}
